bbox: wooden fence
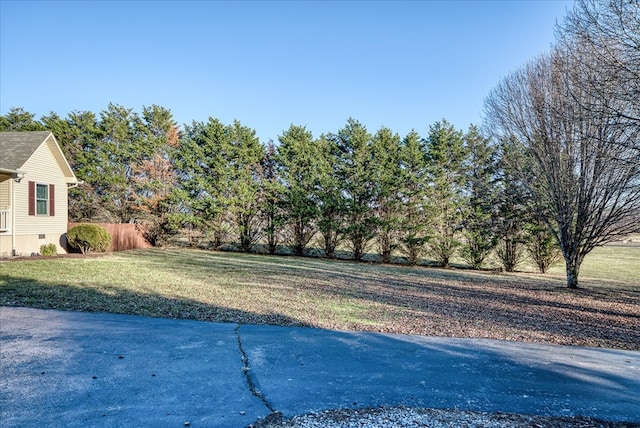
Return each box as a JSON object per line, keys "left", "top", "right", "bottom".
{"left": 68, "top": 223, "right": 152, "bottom": 252}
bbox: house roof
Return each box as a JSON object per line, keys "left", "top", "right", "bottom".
{"left": 0, "top": 131, "right": 53, "bottom": 172}
{"left": 0, "top": 131, "right": 77, "bottom": 182}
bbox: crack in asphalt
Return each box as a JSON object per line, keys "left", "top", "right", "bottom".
{"left": 234, "top": 324, "right": 281, "bottom": 419}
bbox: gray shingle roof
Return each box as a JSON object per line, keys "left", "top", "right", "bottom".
{"left": 0, "top": 131, "right": 52, "bottom": 171}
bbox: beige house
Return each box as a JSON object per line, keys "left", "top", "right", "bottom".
{"left": 0, "top": 131, "right": 78, "bottom": 256}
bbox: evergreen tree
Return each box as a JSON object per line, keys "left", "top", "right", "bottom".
{"left": 424, "top": 120, "right": 467, "bottom": 267}
{"left": 398, "top": 130, "right": 429, "bottom": 265}
{"left": 261, "top": 140, "right": 285, "bottom": 254}
{"left": 525, "top": 215, "right": 562, "bottom": 274}
{"left": 459, "top": 125, "right": 499, "bottom": 269}
{"left": 130, "top": 105, "right": 180, "bottom": 245}
{"left": 334, "top": 118, "right": 376, "bottom": 261}
{"left": 494, "top": 140, "right": 529, "bottom": 272}
{"left": 224, "top": 120, "right": 265, "bottom": 252}
{"left": 174, "top": 118, "right": 230, "bottom": 247}
{"left": 276, "top": 125, "right": 319, "bottom": 256}
{"left": 41, "top": 105, "right": 180, "bottom": 231}
{"left": 96, "top": 103, "right": 146, "bottom": 223}
{"left": 315, "top": 134, "right": 345, "bottom": 258}
{"left": 0, "top": 107, "right": 46, "bottom": 131}
{"left": 370, "top": 127, "right": 403, "bottom": 263}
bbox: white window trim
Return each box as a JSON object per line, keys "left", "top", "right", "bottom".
{"left": 36, "top": 183, "right": 49, "bottom": 216}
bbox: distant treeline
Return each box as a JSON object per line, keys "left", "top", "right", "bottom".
{"left": 1, "top": 105, "right": 555, "bottom": 272}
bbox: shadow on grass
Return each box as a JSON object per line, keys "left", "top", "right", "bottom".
{"left": 2, "top": 248, "right": 639, "bottom": 350}
{"left": 302, "top": 268, "right": 640, "bottom": 350}
{"left": 0, "top": 274, "right": 309, "bottom": 328}
{"left": 122, "top": 249, "right": 640, "bottom": 350}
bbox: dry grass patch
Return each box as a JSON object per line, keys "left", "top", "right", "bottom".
{"left": 1, "top": 248, "right": 638, "bottom": 350}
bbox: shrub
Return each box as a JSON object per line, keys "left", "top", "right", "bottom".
{"left": 67, "top": 224, "right": 111, "bottom": 254}
{"left": 496, "top": 237, "right": 525, "bottom": 272}
{"left": 525, "top": 221, "right": 562, "bottom": 274}
{"left": 460, "top": 230, "right": 499, "bottom": 270}
{"left": 40, "top": 243, "right": 58, "bottom": 256}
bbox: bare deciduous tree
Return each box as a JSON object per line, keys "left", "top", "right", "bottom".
{"left": 484, "top": 46, "right": 640, "bottom": 288}
{"left": 558, "top": 0, "right": 640, "bottom": 126}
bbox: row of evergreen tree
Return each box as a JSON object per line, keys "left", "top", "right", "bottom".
{"left": 1, "top": 105, "right": 560, "bottom": 272}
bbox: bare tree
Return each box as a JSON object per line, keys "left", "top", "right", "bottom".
{"left": 484, "top": 48, "right": 640, "bottom": 288}
{"left": 558, "top": 0, "right": 640, "bottom": 126}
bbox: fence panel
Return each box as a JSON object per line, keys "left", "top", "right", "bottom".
{"left": 68, "top": 223, "right": 152, "bottom": 252}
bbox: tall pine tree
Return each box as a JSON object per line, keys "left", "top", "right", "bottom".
{"left": 460, "top": 125, "right": 499, "bottom": 269}
{"left": 424, "top": 120, "right": 467, "bottom": 267}
{"left": 334, "top": 119, "right": 376, "bottom": 261}
{"left": 276, "top": 125, "right": 320, "bottom": 256}
{"left": 494, "top": 139, "right": 530, "bottom": 272}
{"left": 261, "top": 140, "right": 285, "bottom": 254}
{"left": 398, "top": 130, "right": 430, "bottom": 265}
{"left": 174, "top": 118, "right": 230, "bottom": 247}
{"left": 130, "top": 105, "right": 180, "bottom": 245}
{"left": 224, "top": 120, "right": 265, "bottom": 252}
{"left": 370, "top": 127, "right": 403, "bottom": 263}
{"left": 315, "top": 134, "right": 345, "bottom": 258}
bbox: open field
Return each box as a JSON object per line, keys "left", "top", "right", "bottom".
{"left": 546, "top": 244, "right": 640, "bottom": 284}
{"left": 1, "top": 247, "right": 638, "bottom": 350}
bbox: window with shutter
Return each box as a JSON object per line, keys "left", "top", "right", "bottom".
{"left": 28, "top": 182, "right": 55, "bottom": 216}
{"left": 28, "top": 181, "right": 35, "bottom": 216}
{"left": 49, "top": 184, "right": 55, "bottom": 216}
{"left": 36, "top": 184, "right": 48, "bottom": 215}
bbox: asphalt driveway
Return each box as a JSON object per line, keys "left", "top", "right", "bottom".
{"left": 1, "top": 306, "right": 639, "bottom": 427}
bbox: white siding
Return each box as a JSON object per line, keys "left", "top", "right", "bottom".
{"left": 0, "top": 235, "right": 11, "bottom": 256}
{"left": 0, "top": 174, "right": 10, "bottom": 208}
{"left": 14, "top": 137, "right": 70, "bottom": 242}
{"left": 0, "top": 174, "right": 13, "bottom": 242}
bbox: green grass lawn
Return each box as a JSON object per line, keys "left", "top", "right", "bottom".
{"left": 1, "top": 246, "right": 638, "bottom": 349}
{"left": 547, "top": 244, "right": 640, "bottom": 284}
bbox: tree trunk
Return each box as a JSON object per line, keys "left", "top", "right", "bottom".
{"left": 266, "top": 227, "right": 277, "bottom": 254}
{"left": 353, "top": 240, "right": 364, "bottom": 261}
{"left": 293, "top": 221, "right": 303, "bottom": 256}
{"left": 324, "top": 232, "right": 336, "bottom": 259}
{"left": 565, "top": 264, "right": 580, "bottom": 289}
{"left": 408, "top": 248, "right": 418, "bottom": 266}
{"left": 382, "top": 249, "right": 391, "bottom": 264}
{"left": 239, "top": 217, "right": 252, "bottom": 252}
{"left": 564, "top": 251, "right": 583, "bottom": 289}
{"left": 379, "top": 233, "right": 392, "bottom": 264}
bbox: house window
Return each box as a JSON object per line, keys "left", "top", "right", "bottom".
{"left": 28, "top": 181, "right": 55, "bottom": 217}
{"left": 36, "top": 184, "right": 49, "bottom": 215}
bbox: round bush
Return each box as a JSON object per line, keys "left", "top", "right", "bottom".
{"left": 67, "top": 224, "right": 111, "bottom": 254}
{"left": 40, "top": 243, "right": 58, "bottom": 256}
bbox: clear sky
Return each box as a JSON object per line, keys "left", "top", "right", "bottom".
{"left": 1, "top": 0, "right": 573, "bottom": 143}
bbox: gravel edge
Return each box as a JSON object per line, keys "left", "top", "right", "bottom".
{"left": 249, "top": 407, "right": 640, "bottom": 428}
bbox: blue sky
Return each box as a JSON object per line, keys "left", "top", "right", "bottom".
{"left": 1, "top": 0, "right": 572, "bottom": 142}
